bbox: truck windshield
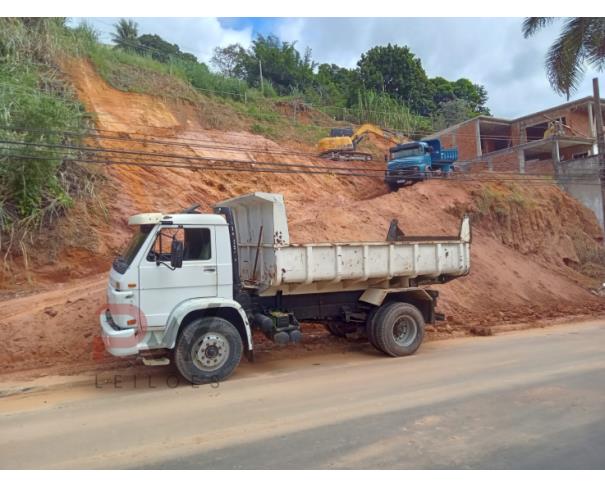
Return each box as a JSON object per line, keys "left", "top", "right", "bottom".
{"left": 112, "top": 224, "right": 153, "bottom": 274}
{"left": 391, "top": 146, "right": 424, "bottom": 159}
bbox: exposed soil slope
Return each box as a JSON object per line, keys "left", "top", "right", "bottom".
{"left": 1, "top": 59, "right": 604, "bottom": 378}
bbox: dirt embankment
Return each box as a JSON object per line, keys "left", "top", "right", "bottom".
{"left": 0, "top": 59, "right": 604, "bottom": 379}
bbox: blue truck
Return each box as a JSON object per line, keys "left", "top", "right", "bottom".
{"left": 384, "top": 139, "right": 458, "bottom": 191}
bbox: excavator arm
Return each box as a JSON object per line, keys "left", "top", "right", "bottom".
{"left": 317, "top": 123, "right": 406, "bottom": 161}
{"left": 351, "top": 124, "right": 405, "bottom": 147}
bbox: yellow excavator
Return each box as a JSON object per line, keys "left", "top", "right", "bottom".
{"left": 317, "top": 123, "right": 407, "bottom": 161}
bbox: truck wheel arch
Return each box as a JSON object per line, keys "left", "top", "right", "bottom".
{"left": 359, "top": 288, "right": 436, "bottom": 324}
{"left": 162, "top": 299, "right": 253, "bottom": 357}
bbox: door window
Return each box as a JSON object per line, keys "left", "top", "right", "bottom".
{"left": 147, "top": 227, "right": 211, "bottom": 262}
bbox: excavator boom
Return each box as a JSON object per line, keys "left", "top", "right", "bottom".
{"left": 317, "top": 123, "right": 406, "bottom": 161}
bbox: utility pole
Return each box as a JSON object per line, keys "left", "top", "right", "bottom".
{"left": 593, "top": 77, "right": 605, "bottom": 232}
{"left": 259, "top": 59, "right": 264, "bottom": 96}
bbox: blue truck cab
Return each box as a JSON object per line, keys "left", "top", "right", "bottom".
{"left": 385, "top": 139, "right": 458, "bottom": 190}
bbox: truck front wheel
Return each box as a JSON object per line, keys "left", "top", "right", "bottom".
{"left": 387, "top": 182, "right": 399, "bottom": 192}
{"left": 373, "top": 302, "right": 425, "bottom": 357}
{"left": 175, "top": 317, "right": 243, "bottom": 385}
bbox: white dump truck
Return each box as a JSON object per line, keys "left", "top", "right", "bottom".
{"left": 101, "top": 192, "right": 471, "bottom": 384}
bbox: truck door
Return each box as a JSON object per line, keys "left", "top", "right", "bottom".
{"left": 138, "top": 225, "right": 218, "bottom": 329}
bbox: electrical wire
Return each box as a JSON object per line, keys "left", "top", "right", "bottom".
{"left": 1, "top": 147, "right": 601, "bottom": 186}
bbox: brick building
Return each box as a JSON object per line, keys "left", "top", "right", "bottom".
{"left": 426, "top": 96, "right": 604, "bottom": 175}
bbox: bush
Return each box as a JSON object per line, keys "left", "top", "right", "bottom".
{"left": 0, "top": 18, "right": 91, "bottom": 256}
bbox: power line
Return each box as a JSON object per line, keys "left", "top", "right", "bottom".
{"left": 1, "top": 147, "right": 601, "bottom": 186}
{"left": 0, "top": 139, "right": 389, "bottom": 174}
{"left": 0, "top": 123, "right": 324, "bottom": 159}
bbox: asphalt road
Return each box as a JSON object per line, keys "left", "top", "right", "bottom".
{"left": 1, "top": 320, "right": 604, "bottom": 469}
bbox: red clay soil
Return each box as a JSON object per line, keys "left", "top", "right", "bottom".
{"left": 1, "top": 59, "right": 604, "bottom": 379}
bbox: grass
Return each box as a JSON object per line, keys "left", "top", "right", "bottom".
{"left": 0, "top": 19, "right": 102, "bottom": 268}
{"left": 250, "top": 123, "right": 276, "bottom": 138}
{"left": 473, "top": 182, "right": 533, "bottom": 217}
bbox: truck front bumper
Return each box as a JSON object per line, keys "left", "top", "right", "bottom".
{"left": 384, "top": 168, "right": 425, "bottom": 185}
{"left": 100, "top": 310, "right": 139, "bottom": 357}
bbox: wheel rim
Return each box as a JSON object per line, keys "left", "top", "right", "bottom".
{"left": 392, "top": 316, "right": 418, "bottom": 347}
{"left": 191, "top": 332, "right": 230, "bottom": 371}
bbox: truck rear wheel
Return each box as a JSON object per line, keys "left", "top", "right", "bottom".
{"left": 175, "top": 316, "right": 243, "bottom": 385}
{"left": 373, "top": 302, "right": 425, "bottom": 357}
{"left": 366, "top": 306, "right": 380, "bottom": 348}
{"left": 326, "top": 321, "right": 357, "bottom": 338}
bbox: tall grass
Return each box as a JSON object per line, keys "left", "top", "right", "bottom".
{"left": 0, "top": 18, "right": 94, "bottom": 262}
{"left": 317, "top": 90, "right": 433, "bottom": 136}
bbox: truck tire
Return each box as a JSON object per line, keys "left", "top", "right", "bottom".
{"left": 174, "top": 316, "right": 243, "bottom": 385}
{"left": 366, "top": 306, "right": 380, "bottom": 348}
{"left": 373, "top": 302, "right": 425, "bottom": 357}
{"left": 326, "top": 321, "right": 357, "bottom": 338}
{"left": 326, "top": 322, "right": 346, "bottom": 337}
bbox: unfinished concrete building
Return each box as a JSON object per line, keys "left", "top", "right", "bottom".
{"left": 427, "top": 96, "right": 605, "bottom": 228}
{"left": 428, "top": 96, "right": 604, "bottom": 174}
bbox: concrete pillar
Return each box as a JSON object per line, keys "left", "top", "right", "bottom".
{"left": 520, "top": 123, "right": 527, "bottom": 144}
{"left": 518, "top": 149, "right": 525, "bottom": 174}
{"left": 588, "top": 102, "right": 598, "bottom": 155}
{"left": 487, "top": 157, "right": 493, "bottom": 172}
{"left": 552, "top": 138, "right": 561, "bottom": 177}
{"left": 475, "top": 119, "right": 482, "bottom": 158}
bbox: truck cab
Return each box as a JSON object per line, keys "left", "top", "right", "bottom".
{"left": 385, "top": 139, "right": 458, "bottom": 191}
{"left": 100, "top": 209, "right": 253, "bottom": 373}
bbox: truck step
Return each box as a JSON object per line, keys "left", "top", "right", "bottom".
{"left": 141, "top": 357, "right": 170, "bottom": 366}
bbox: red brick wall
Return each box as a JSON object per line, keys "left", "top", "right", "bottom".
{"left": 515, "top": 106, "right": 593, "bottom": 140}
{"left": 489, "top": 151, "right": 520, "bottom": 173}
{"left": 525, "top": 159, "right": 555, "bottom": 175}
{"left": 435, "top": 119, "right": 478, "bottom": 161}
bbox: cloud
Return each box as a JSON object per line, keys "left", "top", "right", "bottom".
{"left": 76, "top": 17, "right": 254, "bottom": 64}
{"left": 273, "top": 17, "right": 602, "bottom": 118}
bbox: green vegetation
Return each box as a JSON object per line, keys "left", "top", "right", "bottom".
{"left": 76, "top": 19, "right": 490, "bottom": 135}
{"left": 523, "top": 18, "right": 605, "bottom": 97}
{"left": 0, "top": 18, "right": 101, "bottom": 259}
{"left": 212, "top": 39, "right": 490, "bottom": 124}
{"left": 474, "top": 183, "right": 533, "bottom": 217}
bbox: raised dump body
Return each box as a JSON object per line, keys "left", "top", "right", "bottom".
{"left": 214, "top": 192, "right": 470, "bottom": 295}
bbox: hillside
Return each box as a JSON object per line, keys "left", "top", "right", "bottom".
{"left": 1, "top": 55, "right": 605, "bottom": 378}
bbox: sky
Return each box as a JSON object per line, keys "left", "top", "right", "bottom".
{"left": 74, "top": 17, "right": 602, "bottom": 119}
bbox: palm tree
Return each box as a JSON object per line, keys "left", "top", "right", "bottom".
{"left": 523, "top": 17, "right": 605, "bottom": 98}
{"left": 111, "top": 19, "right": 139, "bottom": 52}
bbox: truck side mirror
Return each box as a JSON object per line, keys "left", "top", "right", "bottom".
{"left": 170, "top": 239, "right": 184, "bottom": 269}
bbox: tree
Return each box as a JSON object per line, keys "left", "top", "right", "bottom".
{"left": 430, "top": 77, "right": 456, "bottom": 106}
{"left": 523, "top": 17, "right": 605, "bottom": 97}
{"left": 111, "top": 19, "right": 139, "bottom": 52}
{"left": 357, "top": 44, "right": 433, "bottom": 115}
{"left": 246, "top": 35, "right": 316, "bottom": 94}
{"left": 315, "top": 63, "right": 361, "bottom": 106}
{"left": 451, "top": 78, "right": 490, "bottom": 115}
{"left": 137, "top": 34, "right": 197, "bottom": 64}
{"left": 433, "top": 99, "right": 474, "bottom": 130}
{"left": 211, "top": 44, "right": 247, "bottom": 78}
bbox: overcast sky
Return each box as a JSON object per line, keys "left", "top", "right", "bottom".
{"left": 75, "top": 17, "right": 602, "bottom": 119}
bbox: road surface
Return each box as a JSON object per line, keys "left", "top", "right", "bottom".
{"left": 1, "top": 319, "right": 604, "bottom": 469}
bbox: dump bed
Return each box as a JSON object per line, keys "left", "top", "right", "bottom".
{"left": 214, "top": 193, "right": 470, "bottom": 295}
